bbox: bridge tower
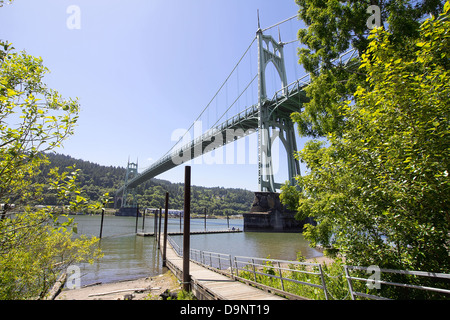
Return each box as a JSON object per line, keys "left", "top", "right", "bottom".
{"left": 119, "top": 159, "right": 138, "bottom": 208}
{"left": 256, "top": 15, "right": 301, "bottom": 192}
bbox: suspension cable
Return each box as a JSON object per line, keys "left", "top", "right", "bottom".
{"left": 162, "top": 36, "right": 257, "bottom": 158}
{"left": 210, "top": 74, "right": 258, "bottom": 130}
{"left": 159, "top": 15, "right": 300, "bottom": 159}
{"left": 261, "top": 15, "right": 297, "bottom": 32}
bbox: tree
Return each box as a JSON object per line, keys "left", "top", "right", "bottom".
{"left": 281, "top": 3, "right": 450, "bottom": 275}
{"left": 0, "top": 37, "right": 102, "bottom": 298}
{"left": 293, "top": 0, "right": 446, "bottom": 138}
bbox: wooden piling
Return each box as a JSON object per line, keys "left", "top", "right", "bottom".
{"left": 135, "top": 205, "right": 139, "bottom": 233}
{"left": 142, "top": 208, "right": 146, "bottom": 231}
{"left": 158, "top": 207, "right": 162, "bottom": 249}
{"left": 99, "top": 207, "right": 105, "bottom": 238}
{"left": 154, "top": 209, "right": 157, "bottom": 241}
{"left": 183, "top": 166, "right": 191, "bottom": 292}
{"left": 204, "top": 207, "right": 207, "bottom": 231}
{"left": 163, "top": 192, "right": 169, "bottom": 267}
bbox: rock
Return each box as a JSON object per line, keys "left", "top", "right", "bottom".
{"left": 159, "top": 289, "right": 178, "bottom": 300}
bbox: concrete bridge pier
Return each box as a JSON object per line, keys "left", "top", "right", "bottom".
{"left": 243, "top": 192, "right": 313, "bottom": 232}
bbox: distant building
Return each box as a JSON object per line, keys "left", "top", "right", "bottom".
{"left": 145, "top": 208, "right": 183, "bottom": 217}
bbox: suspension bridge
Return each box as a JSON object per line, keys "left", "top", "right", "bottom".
{"left": 115, "top": 14, "right": 358, "bottom": 208}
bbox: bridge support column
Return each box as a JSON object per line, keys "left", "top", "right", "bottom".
{"left": 244, "top": 192, "right": 313, "bottom": 232}
{"left": 256, "top": 17, "right": 300, "bottom": 192}
{"left": 115, "top": 159, "right": 139, "bottom": 215}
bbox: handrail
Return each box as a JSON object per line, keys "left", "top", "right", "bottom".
{"left": 233, "top": 255, "right": 329, "bottom": 299}
{"left": 165, "top": 235, "right": 450, "bottom": 300}
{"left": 344, "top": 265, "right": 450, "bottom": 300}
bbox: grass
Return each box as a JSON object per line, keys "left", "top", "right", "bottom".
{"left": 236, "top": 256, "right": 358, "bottom": 300}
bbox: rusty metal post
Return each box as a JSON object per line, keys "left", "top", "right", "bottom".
{"left": 158, "top": 207, "right": 162, "bottom": 250}
{"left": 135, "top": 205, "right": 139, "bottom": 234}
{"left": 183, "top": 166, "right": 191, "bottom": 291}
{"left": 142, "top": 208, "right": 146, "bottom": 231}
{"left": 99, "top": 207, "right": 105, "bottom": 239}
{"left": 154, "top": 209, "right": 157, "bottom": 240}
{"left": 180, "top": 208, "right": 182, "bottom": 233}
{"left": 163, "top": 192, "right": 169, "bottom": 267}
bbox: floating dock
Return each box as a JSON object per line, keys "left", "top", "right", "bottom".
{"left": 136, "top": 229, "right": 242, "bottom": 237}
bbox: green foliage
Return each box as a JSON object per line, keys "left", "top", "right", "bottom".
{"left": 0, "top": 0, "right": 14, "bottom": 7}
{"left": 237, "top": 257, "right": 352, "bottom": 300}
{"left": 33, "top": 153, "right": 255, "bottom": 215}
{"left": 282, "top": 4, "right": 450, "bottom": 274}
{"left": 293, "top": 0, "right": 445, "bottom": 137}
{"left": 0, "top": 34, "right": 102, "bottom": 298}
{"left": 0, "top": 41, "right": 79, "bottom": 206}
{"left": 176, "top": 289, "right": 196, "bottom": 300}
{"left": 0, "top": 209, "right": 102, "bottom": 299}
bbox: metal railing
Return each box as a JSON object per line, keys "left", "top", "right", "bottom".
{"left": 344, "top": 265, "right": 450, "bottom": 300}
{"left": 167, "top": 235, "right": 328, "bottom": 299}
{"left": 191, "top": 249, "right": 234, "bottom": 272}
{"left": 233, "top": 255, "right": 329, "bottom": 300}
{"left": 165, "top": 236, "right": 450, "bottom": 300}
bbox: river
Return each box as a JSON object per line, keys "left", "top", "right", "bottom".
{"left": 72, "top": 215, "right": 322, "bottom": 286}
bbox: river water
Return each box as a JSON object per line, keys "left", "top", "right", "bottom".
{"left": 72, "top": 215, "right": 322, "bottom": 286}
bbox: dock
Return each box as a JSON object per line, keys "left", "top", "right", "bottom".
{"left": 136, "top": 229, "right": 242, "bottom": 237}
{"left": 162, "top": 235, "right": 286, "bottom": 300}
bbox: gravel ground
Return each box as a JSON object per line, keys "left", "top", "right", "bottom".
{"left": 55, "top": 270, "right": 180, "bottom": 300}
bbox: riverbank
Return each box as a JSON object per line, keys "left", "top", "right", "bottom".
{"left": 55, "top": 270, "right": 180, "bottom": 300}
{"left": 55, "top": 255, "right": 333, "bottom": 300}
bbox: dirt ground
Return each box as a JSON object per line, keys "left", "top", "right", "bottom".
{"left": 55, "top": 270, "right": 181, "bottom": 300}
{"left": 305, "top": 255, "right": 336, "bottom": 265}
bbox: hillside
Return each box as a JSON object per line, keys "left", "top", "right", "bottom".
{"left": 39, "top": 153, "right": 254, "bottom": 216}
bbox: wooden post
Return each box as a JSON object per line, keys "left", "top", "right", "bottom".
{"left": 142, "top": 208, "right": 146, "bottom": 231}
{"left": 99, "top": 207, "right": 105, "bottom": 239}
{"left": 163, "top": 192, "right": 169, "bottom": 267}
{"left": 135, "top": 205, "right": 139, "bottom": 234}
{"left": 154, "top": 209, "right": 157, "bottom": 240}
{"left": 204, "top": 208, "right": 207, "bottom": 231}
{"left": 158, "top": 207, "right": 162, "bottom": 249}
{"left": 227, "top": 214, "right": 230, "bottom": 229}
{"left": 183, "top": 166, "right": 191, "bottom": 292}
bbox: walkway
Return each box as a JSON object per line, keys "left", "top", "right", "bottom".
{"left": 162, "top": 236, "right": 286, "bottom": 300}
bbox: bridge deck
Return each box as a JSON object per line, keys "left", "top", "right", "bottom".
{"left": 162, "top": 236, "right": 286, "bottom": 300}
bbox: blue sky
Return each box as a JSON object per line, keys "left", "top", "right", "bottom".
{"left": 0, "top": 0, "right": 309, "bottom": 191}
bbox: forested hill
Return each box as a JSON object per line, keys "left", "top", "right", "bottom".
{"left": 40, "top": 153, "right": 254, "bottom": 216}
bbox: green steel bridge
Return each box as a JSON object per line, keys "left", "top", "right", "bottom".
{"left": 115, "top": 14, "right": 358, "bottom": 208}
